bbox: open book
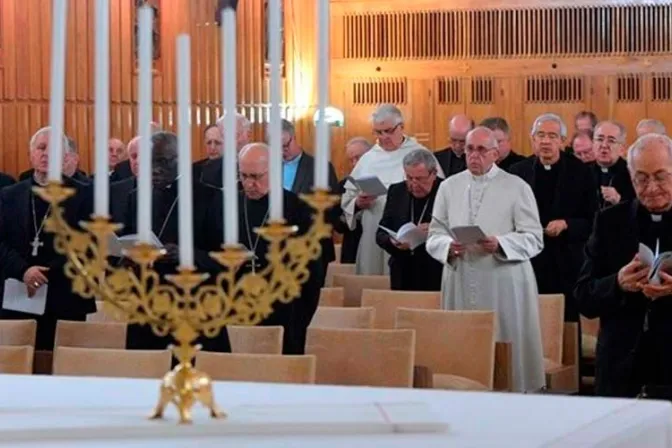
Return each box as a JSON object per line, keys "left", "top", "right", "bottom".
{"left": 432, "top": 216, "right": 487, "bottom": 245}
{"left": 345, "top": 175, "right": 387, "bottom": 197}
{"left": 108, "top": 232, "right": 164, "bottom": 258}
{"left": 639, "top": 240, "right": 672, "bottom": 285}
{"left": 379, "top": 223, "right": 426, "bottom": 250}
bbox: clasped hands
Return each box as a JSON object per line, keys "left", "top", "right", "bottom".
{"left": 448, "top": 236, "right": 499, "bottom": 260}
{"left": 618, "top": 255, "right": 672, "bottom": 300}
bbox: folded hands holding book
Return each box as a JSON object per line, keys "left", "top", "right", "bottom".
{"left": 619, "top": 241, "right": 672, "bottom": 299}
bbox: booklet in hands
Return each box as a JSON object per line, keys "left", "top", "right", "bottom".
{"left": 379, "top": 223, "right": 427, "bottom": 250}
{"left": 108, "top": 232, "right": 164, "bottom": 258}
{"left": 639, "top": 240, "right": 672, "bottom": 285}
{"left": 431, "top": 216, "right": 487, "bottom": 245}
{"left": 345, "top": 175, "right": 388, "bottom": 197}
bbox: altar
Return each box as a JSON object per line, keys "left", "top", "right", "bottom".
{"left": 0, "top": 374, "right": 670, "bottom": 447}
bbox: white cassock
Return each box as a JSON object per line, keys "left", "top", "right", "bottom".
{"left": 426, "top": 164, "right": 545, "bottom": 392}
{"left": 341, "top": 137, "right": 442, "bottom": 275}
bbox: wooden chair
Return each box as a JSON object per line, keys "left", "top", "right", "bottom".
{"left": 0, "top": 320, "right": 37, "bottom": 346}
{"left": 361, "top": 289, "right": 441, "bottom": 329}
{"left": 325, "top": 263, "right": 356, "bottom": 287}
{"left": 196, "top": 352, "right": 316, "bottom": 384}
{"left": 396, "top": 308, "right": 496, "bottom": 391}
{"left": 54, "top": 321, "right": 127, "bottom": 349}
{"left": 305, "top": 328, "right": 415, "bottom": 388}
{"left": 309, "top": 307, "right": 375, "bottom": 329}
{"left": 0, "top": 346, "right": 34, "bottom": 374}
{"left": 53, "top": 347, "right": 171, "bottom": 379}
{"left": 87, "top": 301, "right": 126, "bottom": 323}
{"left": 331, "top": 274, "right": 391, "bottom": 307}
{"left": 334, "top": 244, "right": 342, "bottom": 263}
{"left": 318, "top": 287, "right": 345, "bottom": 307}
{"left": 539, "top": 294, "right": 579, "bottom": 393}
{"left": 227, "top": 326, "right": 283, "bottom": 355}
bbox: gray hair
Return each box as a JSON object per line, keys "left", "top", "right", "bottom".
{"left": 467, "top": 126, "right": 499, "bottom": 149}
{"left": 280, "top": 118, "right": 295, "bottom": 137}
{"left": 403, "top": 149, "right": 438, "bottom": 173}
{"left": 346, "top": 137, "right": 372, "bottom": 151}
{"left": 29, "top": 126, "right": 68, "bottom": 152}
{"left": 370, "top": 104, "right": 404, "bottom": 126}
{"left": 65, "top": 137, "right": 78, "bottom": 155}
{"left": 216, "top": 112, "right": 252, "bottom": 133}
{"left": 530, "top": 113, "right": 568, "bottom": 139}
{"left": 595, "top": 120, "right": 627, "bottom": 142}
{"left": 627, "top": 133, "right": 672, "bottom": 171}
{"left": 637, "top": 118, "right": 666, "bottom": 135}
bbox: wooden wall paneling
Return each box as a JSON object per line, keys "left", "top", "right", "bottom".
{"left": 328, "top": 77, "right": 348, "bottom": 176}
{"left": 14, "top": 1, "right": 30, "bottom": 101}
{"left": 587, "top": 75, "right": 611, "bottom": 126}
{"left": 432, "top": 77, "right": 466, "bottom": 151}
{"left": 407, "top": 79, "right": 432, "bottom": 148}
{"left": 465, "top": 76, "right": 498, "bottom": 130}
{"left": 645, "top": 72, "right": 672, "bottom": 141}
{"left": 119, "top": 1, "right": 133, "bottom": 106}
{"left": 610, "top": 73, "right": 647, "bottom": 144}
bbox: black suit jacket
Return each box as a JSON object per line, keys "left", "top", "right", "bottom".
{"left": 289, "top": 152, "right": 340, "bottom": 274}
{"left": 589, "top": 158, "right": 636, "bottom": 210}
{"left": 509, "top": 152, "right": 597, "bottom": 319}
{"left": 109, "top": 177, "right": 136, "bottom": 225}
{"left": 376, "top": 180, "right": 443, "bottom": 291}
{"left": 574, "top": 201, "right": 672, "bottom": 397}
{"left": 0, "top": 172, "right": 15, "bottom": 190}
{"left": 110, "top": 160, "right": 133, "bottom": 183}
{"left": 497, "top": 151, "right": 526, "bottom": 172}
{"left": 0, "top": 177, "right": 96, "bottom": 316}
{"left": 434, "top": 148, "right": 466, "bottom": 177}
{"left": 21, "top": 168, "right": 88, "bottom": 182}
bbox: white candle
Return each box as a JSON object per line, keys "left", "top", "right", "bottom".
{"left": 221, "top": 7, "right": 238, "bottom": 244}
{"left": 268, "top": 0, "right": 283, "bottom": 219}
{"left": 47, "top": 0, "right": 68, "bottom": 182}
{"left": 94, "top": 0, "right": 110, "bottom": 217}
{"left": 176, "top": 35, "right": 194, "bottom": 268}
{"left": 314, "top": 0, "right": 330, "bottom": 189}
{"left": 137, "top": 6, "right": 153, "bottom": 243}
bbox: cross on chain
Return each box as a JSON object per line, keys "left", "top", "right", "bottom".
{"left": 31, "top": 235, "right": 44, "bottom": 257}
{"left": 246, "top": 255, "right": 260, "bottom": 274}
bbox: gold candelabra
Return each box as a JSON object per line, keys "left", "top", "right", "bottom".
{"left": 34, "top": 181, "right": 338, "bottom": 424}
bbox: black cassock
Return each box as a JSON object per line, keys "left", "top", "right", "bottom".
{"left": 375, "top": 179, "right": 443, "bottom": 291}
{"left": 0, "top": 176, "right": 96, "bottom": 350}
{"left": 497, "top": 151, "right": 526, "bottom": 172}
{"left": 198, "top": 189, "right": 322, "bottom": 355}
{"left": 333, "top": 177, "right": 362, "bottom": 264}
{"left": 575, "top": 201, "right": 672, "bottom": 397}
{"left": 589, "top": 158, "right": 636, "bottom": 211}
{"left": 123, "top": 180, "right": 230, "bottom": 353}
{"left": 509, "top": 152, "right": 597, "bottom": 321}
{"left": 434, "top": 148, "right": 466, "bottom": 178}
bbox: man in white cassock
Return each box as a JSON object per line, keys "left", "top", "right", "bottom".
{"left": 342, "top": 104, "right": 443, "bottom": 275}
{"left": 426, "top": 126, "right": 546, "bottom": 392}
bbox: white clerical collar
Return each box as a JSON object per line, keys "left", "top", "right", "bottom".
{"left": 600, "top": 166, "right": 609, "bottom": 174}
{"left": 543, "top": 164, "right": 552, "bottom": 171}
{"left": 652, "top": 214, "right": 662, "bottom": 222}
{"left": 470, "top": 164, "right": 500, "bottom": 181}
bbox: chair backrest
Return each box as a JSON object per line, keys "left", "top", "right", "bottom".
{"left": 305, "top": 328, "right": 415, "bottom": 388}
{"left": 331, "top": 274, "right": 391, "bottom": 307}
{"left": 227, "top": 326, "right": 283, "bottom": 355}
{"left": 0, "top": 345, "right": 34, "bottom": 374}
{"left": 395, "top": 308, "right": 496, "bottom": 389}
{"left": 539, "top": 294, "right": 565, "bottom": 365}
{"left": 0, "top": 320, "right": 37, "bottom": 346}
{"left": 334, "top": 243, "right": 342, "bottom": 263}
{"left": 87, "top": 301, "right": 126, "bottom": 323}
{"left": 361, "top": 289, "right": 441, "bottom": 329}
{"left": 580, "top": 315, "right": 600, "bottom": 338}
{"left": 54, "top": 321, "right": 127, "bottom": 349}
{"left": 52, "top": 347, "right": 171, "bottom": 378}
{"left": 309, "top": 307, "right": 375, "bottom": 329}
{"left": 318, "top": 287, "right": 345, "bottom": 307}
{"left": 196, "top": 352, "right": 316, "bottom": 384}
{"left": 325, "top": 263, "right": 356, "bottom": 287}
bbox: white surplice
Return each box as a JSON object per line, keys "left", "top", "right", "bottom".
{"left": 341, "top": 137, "right": 441, "bottom": 275}
{"left": 426, "top": 164, "right": 546, "bottom": 392}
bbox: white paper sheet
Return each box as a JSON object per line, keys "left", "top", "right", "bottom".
{"left": 379, "top": 222, "right": 427, "bottom": 250}
{"left": 448, "top": 226, "right": 487, "bottom": 245}
{"left": 2, "top": 279, "right": 47, "bottom": 316}
{"left": 345, "top": 175, "right": 388, "bottom": 197}
{"left": 108, "top": 232, "right": 164, "bottom": 258}
{"left": 639, "top": 241, "right": 672, "bottom": 285}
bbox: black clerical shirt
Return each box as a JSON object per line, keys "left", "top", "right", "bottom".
{"left": 28, "top": 178, "right": 58, "bottom": 266}
{"left": 533, "top": 162, "right": 559, "bottom": 227}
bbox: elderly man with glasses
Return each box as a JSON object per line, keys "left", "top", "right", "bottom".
{"left": 590, "top": 120, "right": 636, "bottom": 209}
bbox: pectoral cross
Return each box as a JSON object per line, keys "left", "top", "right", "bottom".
{"left": 247, "top": 255, "right": 260, "bottom": 274}
{"left": 31, "top": 235, "right": 43, "bottom": 257}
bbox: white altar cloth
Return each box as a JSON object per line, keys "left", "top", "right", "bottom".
{"left": 0, "top": 374, "right": 671, "bottom": 447}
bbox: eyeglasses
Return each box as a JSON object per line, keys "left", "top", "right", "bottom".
{"left": 373, "top": 124, "right": 400, "bottom": 136}
{"left": 633, "top": 171, "right": 672, "bottom": 189}
{"left": 239, "top": 171, "right": 268, "bottom": 182}
{"left": 465, "top": 145, "right": 497, "bottom": 156}
{"left": 534, "top": 132, "right": 560, "bottom": 141}
{"left": 594, "top": 135, "right": 623, "bottom": 147}
{"left": 405, "top": 172, "right": 435, "bottom": 183}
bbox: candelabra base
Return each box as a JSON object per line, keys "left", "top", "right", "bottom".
{"left": 150, "top": 358, "right": 225, "bottom": 424}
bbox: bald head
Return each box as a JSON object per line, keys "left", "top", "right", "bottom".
{"left": 345, "top": 137, "right": 372, "bottom": 169}
{"left": 448, "top": 114, "right": 474, "bottom": 156}
{"left": 239, "top": 143, "right": 270, "bottom": 199}
{"left": 127, "top": 136, "right": 141, "bottom": 177}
